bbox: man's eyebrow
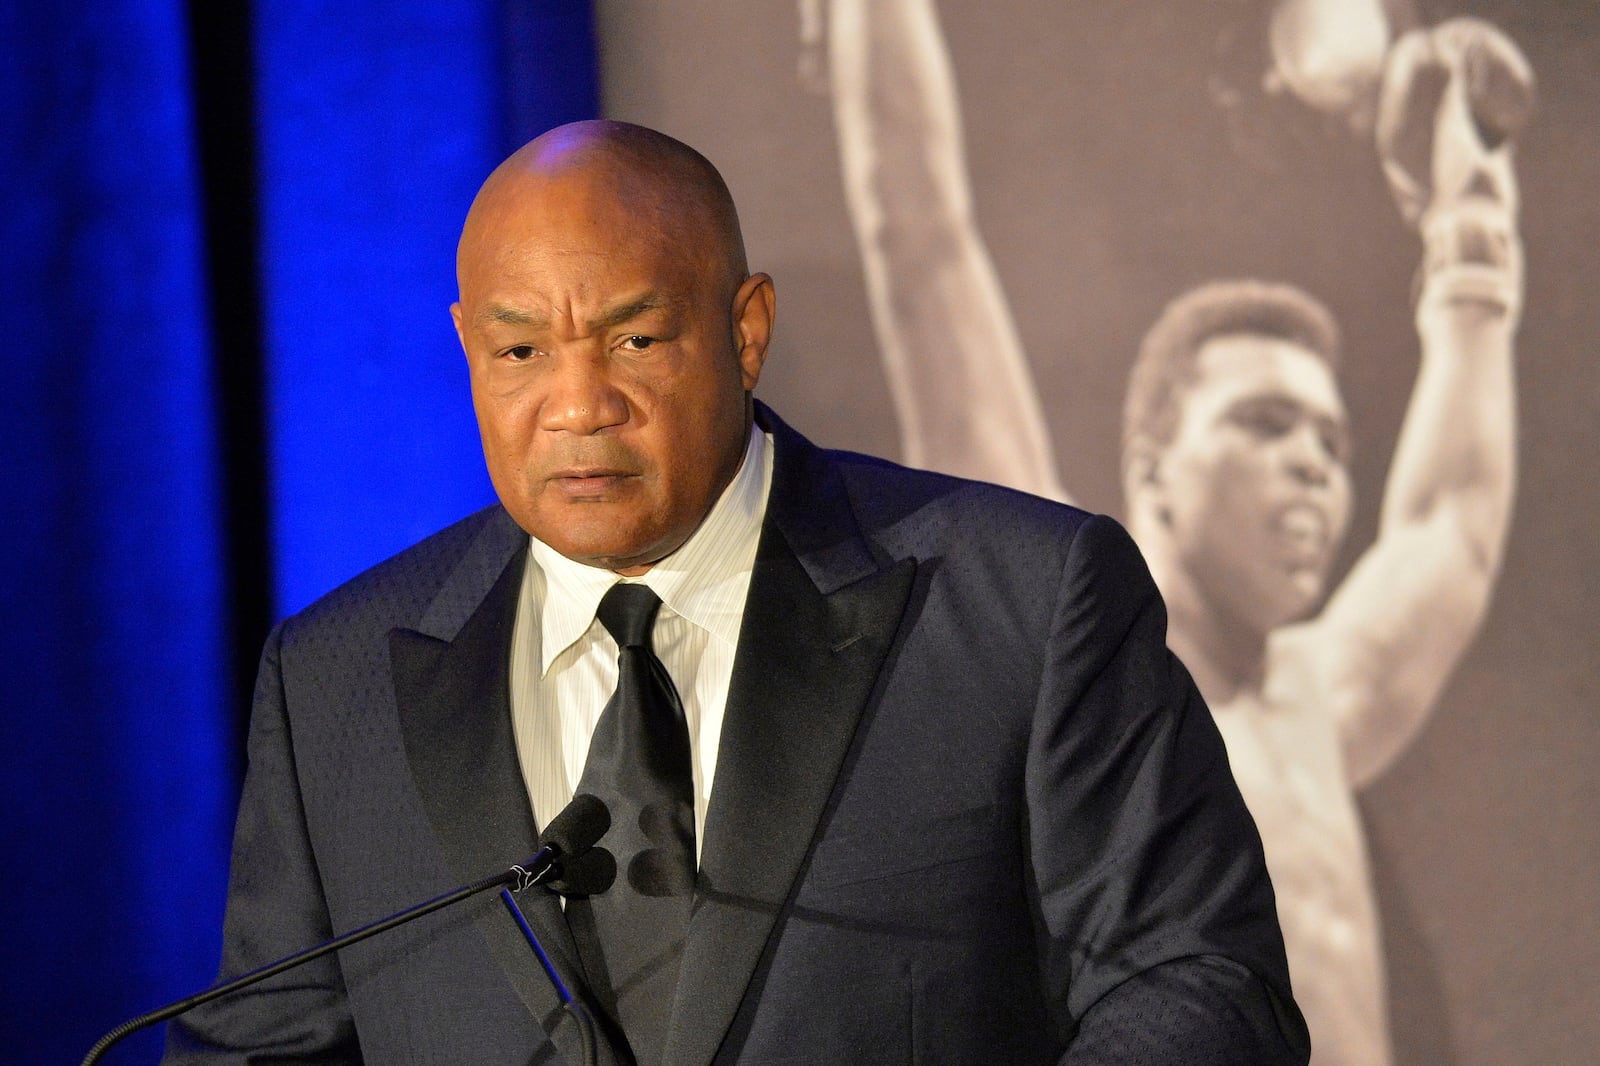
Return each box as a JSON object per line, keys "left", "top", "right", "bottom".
{"left": 473, "top": 295, "right": 674, "bottom": 332}
{"left": 589, "top": 294, "right": 670, "bottom": 332}
{"left": 476, "top": 303, "right": 547, "bottom": 328}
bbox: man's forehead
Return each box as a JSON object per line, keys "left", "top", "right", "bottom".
{"left": 460, "top": 207, "right": 709, "bottom": 302}
{"left": 466, "top": 186, "right": 668, "bottom": 261}
{"left": 461, "top": 179, "right": 719, "bottom": 288}
{"left": 462, "top": 225, "right": 709, "bottom": 301}
{"left": 1193, "top": 333, "right": 1343, "bottom": 407}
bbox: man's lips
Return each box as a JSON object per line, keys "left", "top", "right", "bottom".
{"left": 1274, "top": 502, "right": 1331, "bottom": 564}
{"left": 546, "top": 468, "right": 639, "bottom": 498}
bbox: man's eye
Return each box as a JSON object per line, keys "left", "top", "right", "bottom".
{"left": 1231, "top": 404, "right": 1296, "bottom": 439}
{"left": 619, "top": 335, "right": 656, "bottom": 352}
{"left": 504, "top": 345, "right": 538, "bottom": 361}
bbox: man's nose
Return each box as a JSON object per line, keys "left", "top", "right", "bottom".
{"left": 538, "top": 351, "right": 629, "bottom": 434}
{"left": 1283, "top": 424, "right": 1333, "bottom": 486}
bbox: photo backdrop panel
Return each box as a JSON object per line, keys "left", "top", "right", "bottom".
{"left": 596, "top": 3, "right": 1600, "bottom": 1064}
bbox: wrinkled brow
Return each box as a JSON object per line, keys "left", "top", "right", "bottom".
{"left": 591, "top": 294, "right": 670, "bottom": 331}
{"left": 474, "top": 294, "right": 673, "bottom": 333}
{"left": 476, "top": 303, "right": 545, "bottom": 328}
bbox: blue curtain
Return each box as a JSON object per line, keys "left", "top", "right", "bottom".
{"left": 260, "top": 0, "right": 600, "bottom": 616}
{"left": 1, "top": 2, "right": 597, "bottom": 1060}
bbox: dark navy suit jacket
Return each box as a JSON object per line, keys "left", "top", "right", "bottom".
{"left": 166, "top": 406, "right": 1309, "bottom": 1064}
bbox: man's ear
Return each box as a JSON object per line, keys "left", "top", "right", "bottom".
{"left": 1123, "top": 436, "right": 1171, "bottom": 527}
{"left": 450, "top": 302, "right": 469, "bottom": 359}
{"left": 731, "top": 273, "right": 775, "bottom": 391}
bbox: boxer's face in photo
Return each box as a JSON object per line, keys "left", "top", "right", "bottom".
{"left": 1152, "top": 333, "right": 1352, "bottom": 632}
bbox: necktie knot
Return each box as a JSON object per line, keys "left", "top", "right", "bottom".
{"left": 597, "top": 582, "right": 663, "bottom": 651}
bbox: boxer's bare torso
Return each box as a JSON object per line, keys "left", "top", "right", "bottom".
{"left": 1211, "top": 635, "right": 1392, "bottom": 1066}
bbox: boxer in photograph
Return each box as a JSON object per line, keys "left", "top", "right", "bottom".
{"left": 824, "top": 2, "right": 1528, "bottom": 1062}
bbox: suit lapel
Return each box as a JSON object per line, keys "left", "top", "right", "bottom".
{"left": 389, "top": 509, "right": 602, "bottom": 1065}
{"left": 664, "top": 411, "right": 918, "bottom": 1066}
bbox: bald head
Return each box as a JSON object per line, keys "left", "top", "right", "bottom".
{"left": 458, "top": 120, "right": 749, "bottom": 301}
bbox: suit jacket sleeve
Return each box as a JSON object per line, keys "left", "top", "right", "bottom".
{"left": 1029, "top": 515, "right": 1310, "bottom": 1064}
{"left": 162, "top": 621, "right": 363, "bottom": 1064}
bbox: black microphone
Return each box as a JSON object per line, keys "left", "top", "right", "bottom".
{"left": 529, "top": 792, "right": 614, "bottom": 891}
{"left": 547, "top": 844, "right": 618, "bottom": 896}
{"left": 81, "top": 793, "right": 612, "bottom": 1065}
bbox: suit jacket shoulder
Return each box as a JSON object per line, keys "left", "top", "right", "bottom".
{"left": 279, "top": 503, "right": 524, "bottom": 649}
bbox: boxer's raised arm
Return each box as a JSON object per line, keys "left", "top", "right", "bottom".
{"left": 828, "top": 0, "right": 1069, "bottom": 501}
{"left": 1284, "top": 20, "right": 1527, "bottom": 788}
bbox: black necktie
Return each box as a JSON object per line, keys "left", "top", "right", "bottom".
{"left": 568, "top": 583, "right": 696, "bottom": 1065}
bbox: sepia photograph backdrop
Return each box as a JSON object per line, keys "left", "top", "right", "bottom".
{"left": 597, "top": 2, "right": 1597, "bottom": 1063}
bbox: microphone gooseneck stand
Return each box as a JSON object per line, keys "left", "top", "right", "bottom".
{"left": 501, "top": 889, "right": 599, "bottom": 1066}
{"left": 82, "top": 793, "right": 612, "bottom": 1065}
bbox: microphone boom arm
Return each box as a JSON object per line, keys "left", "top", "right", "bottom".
{"left": 81, "top": 849, "right": 558, "bottom": 1065}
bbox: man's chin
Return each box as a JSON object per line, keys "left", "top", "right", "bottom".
{"left": 1273, "top": 571, "right": 1327, "bottom": 626}
{"left": 545, "top": 538, "right": 658, "bottom": 573}
{"left": 528, "top": 518, "right": 677, "bottom": 575}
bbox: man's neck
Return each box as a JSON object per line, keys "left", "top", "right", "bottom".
{"left": 1148, "top": 553, "right": 1269, "bottom": 706}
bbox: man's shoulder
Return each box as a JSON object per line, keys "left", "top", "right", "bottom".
{"left": 806, "top": 438, "right": 1097, "bottom": 549}
{"left": 827, "top": 443, "right": 1070, "bottom": 508}
{"left": 279, "top": 503, "right": 521, "bottom": 642}
{"left": 763, "top": 404, "right": 1091, "bottom": 539}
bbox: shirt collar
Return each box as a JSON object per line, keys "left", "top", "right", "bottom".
{"left": 528, "top": 424, "right": 772, "bottom": 674}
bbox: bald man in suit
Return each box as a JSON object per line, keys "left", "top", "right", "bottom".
{"left": 166, "top": 121, "right": 1307, "bottom": 1065}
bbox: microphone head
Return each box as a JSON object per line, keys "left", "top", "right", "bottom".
{"left": 548, "top": 846, "right": 618, "bottom": 897}
{"left": 538, "top": 792, "right": 611, "bottom": 856}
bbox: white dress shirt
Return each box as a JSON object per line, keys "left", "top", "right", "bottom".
{"left": 509, "top": 425, "right": 773, "bottom": 854}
